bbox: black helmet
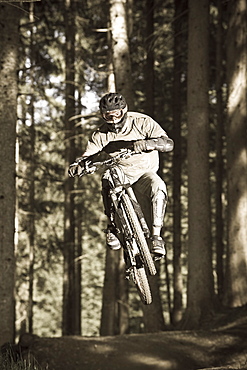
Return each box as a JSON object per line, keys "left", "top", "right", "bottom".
{"left": 99, "top": 93, "right": 127, "bottom": 113}
{"left": 99, "top": 93, "right": 128, "bottom": 133}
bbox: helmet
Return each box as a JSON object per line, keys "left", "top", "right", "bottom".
{"left": 99, "top": 93, "right": 128, "bottom": 133}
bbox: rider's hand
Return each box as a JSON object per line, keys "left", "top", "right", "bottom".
{"left": 133, "top": 140, "right": 147, "bottom": 153}
{"left": 68, "top": 157, "right": 95, "bottom": 177}
{"left": 68, "top": 157, "right": 86, "bottom": 177}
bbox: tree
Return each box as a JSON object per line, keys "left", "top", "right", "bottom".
{"left": 105, "top": 0, "right": 136, "bottom": 334}
{"left": 26, "top": 1, "right": 36, "bottom": 334}
{"left": 134, "top": 0, "right": 166, "bottom": 333}
{"left": 144, "top": 0, "right": 154, "bottom": 116}
{"left": 100, "top": 249, "right": 120, "bottom": 336}
{"left": 99, "top": 29, "right": 121, "bottom": 336}
{"left": 109, "top": 0, "right": 134, "bottom": 108}
{"left": 63, "top": 0, "right": 79, "bottom": 335}
{"left": 0, "top": 3, "right": 20, "bottom": 346}
{"left": 183, "top": 0, "right": 215, "bottom": 329}
{"left": 172, "top": 0, "right": 187, "bottom": 325}
{"left": 215, "top": 0, "right": 225, "bottom": 301}
{"left": 224, "top": 0, "right": 247, "bottom": 307}
{"left": 135, "top": 191, "right": 165, "bottom": 332}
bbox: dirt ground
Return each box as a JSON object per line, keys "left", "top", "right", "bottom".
{"left": 21, "top": 306, "right": 247, "bottom": 370}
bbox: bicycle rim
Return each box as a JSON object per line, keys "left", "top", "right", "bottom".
{"left": 121, "top": 193, "right": 157, "bottom": 276}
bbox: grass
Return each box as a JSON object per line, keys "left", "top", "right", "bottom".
{"left": 0, "top": 344, "right": 45, "bottom": 370}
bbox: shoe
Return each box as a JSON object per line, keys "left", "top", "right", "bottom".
{"left": 105, "top": 225, "right": 121, "bottom": 250}
{"left": 150, "top": 236, "right": 166, "bottom": 260}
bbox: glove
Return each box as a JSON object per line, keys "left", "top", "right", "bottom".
{"left": 68, "top": 157, "right": 86, "bottom": 177}
{"left": 68, "top": 157, "right": 96, "bottom": 177}
{"left": 145, "top": 137, "right": 174, "bottom": 152}
{"left": 133, "top": 140, "right": 147, "bottom": 153}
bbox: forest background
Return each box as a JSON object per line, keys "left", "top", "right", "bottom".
{"left": 0, "top": 0, "right": 246, "bottom": 349}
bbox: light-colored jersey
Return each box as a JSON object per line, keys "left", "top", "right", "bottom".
{"left": 83, "top": 111, "right": 168, "bottom": 183}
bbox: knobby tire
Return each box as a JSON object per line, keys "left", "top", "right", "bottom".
{"left": 132, "top": 266, "right": 152, "bottom": 305}
{"left": 121, "top": 193, "right": 157, "bottom": 276}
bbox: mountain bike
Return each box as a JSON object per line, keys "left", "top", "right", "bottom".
{"left": 70, "top": 150, "right": 157, "bottom": 304}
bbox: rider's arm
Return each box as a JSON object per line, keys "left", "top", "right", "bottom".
{"left": 145, "top": 136, "right": 174, "bottom": 152}
{"left": 132, "top": 115, "right": 174, "bottom": 153}
{"left": 133, "top": 136, "right": 174, "bottom": 153}
{"left": 81, "top": 135, "right": 103, "bottom": 158}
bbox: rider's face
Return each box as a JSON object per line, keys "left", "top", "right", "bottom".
{"left": 103, "top": 109, "right": 123, "bottom": 124}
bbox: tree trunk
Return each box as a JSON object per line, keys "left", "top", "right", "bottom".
{"left": 100, "top": 31, "right": 122, "bottom": 336}
{"left": 134, "top": 189, "right": 165, "bottom": 332}
{"left": 108, "top": 0, "right": 136, "bottom": 333}
{"left": 74, "top": 205, "right": 82, "bottom": 334}
{"left": 172, "top": 0, "right": 187, "bottom": 326}
{"left": 184, "top": 0, "right": 215, "bottom": 329}
{"left": 0, "top": 3, "right": 20, "bottom": 347}
{"left": 109, "top": 0, "right": 134, "bottom": 109}
{"left": 74, "top": 92, "right": 83, "bottom": 334}
{"left": 136, "top": 1, "right": 167, "bottom": 333}
{"left": 63, "top": 0, "right": 78, "bottom": 335}
{"left": 215, "top": 0, "right": 225, "bottom": 301}
{"left": 224, "top": 0, "right": 247, "bottom": 307}
{"left": 144, "top": 0, "right": 154, "bottom": 116}
{"left": 27, "top": 2, "right": 36, "bottom": 334}
{"left": 141, "top": 273, "right": 166, "bottom": 332}
{"left": 100, "top": 249, "right": 120, "bottom": 336}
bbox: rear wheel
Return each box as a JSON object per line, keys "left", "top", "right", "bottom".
{"left": 121, "top": 193, "right": 156, "bottom": 276}
{"left": 131, "top": 266, "right": 152, "bottom": 305}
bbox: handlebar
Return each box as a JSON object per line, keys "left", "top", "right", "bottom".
{"left": 73, "top": 149, "right": 135, "bottom": 177}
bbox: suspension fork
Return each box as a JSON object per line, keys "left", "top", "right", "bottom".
{"left": 109, "top": 187, "right": 132, "bottom": 240}
{"left": 110, "top": 187, "right": 140, "bottom": 257}
{"left": 126, "top": 187, "right": 150, "bottom": 238}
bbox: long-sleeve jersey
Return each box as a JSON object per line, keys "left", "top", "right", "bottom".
{"left": 83, "top": 111, "right": 170, "bottom": 184}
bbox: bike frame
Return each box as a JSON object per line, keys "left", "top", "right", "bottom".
{"left": 73, "top": 150, "right": 157, "bottom": 304}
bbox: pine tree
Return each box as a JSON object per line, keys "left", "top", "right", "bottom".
{"left": 172, "top": 0, "right": 188, "bottom": 325}
{"left": 0, "top": 3, "right": 20, "bottom": 346}
{"left": 184, "top": 0, "right": 215, "bottom": 329}
{"left": 224, "top": 0, "right": 247, "bottom": 307}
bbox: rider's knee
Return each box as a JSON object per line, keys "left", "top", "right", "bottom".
{"left": 150, "top": 179, "right": 167, "bottom": 200}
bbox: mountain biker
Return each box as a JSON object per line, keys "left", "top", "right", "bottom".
{"left": 69, "top": 92, "right": 174, "bottom": 259}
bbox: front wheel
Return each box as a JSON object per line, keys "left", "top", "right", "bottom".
{"left": 131, "top": 266, "right": 152, "bottom": 305}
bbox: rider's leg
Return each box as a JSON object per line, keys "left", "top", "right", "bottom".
{"left": 101, "top": 177, "right": 121, "bottom": 250}
{"left": 151, "top": 188, "right": 167, "bottom": 256}
{"left": 133, "top": 172, "right": 167, "bottom": 257}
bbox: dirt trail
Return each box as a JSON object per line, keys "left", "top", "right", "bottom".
{"left": 28, "top": 315, "right": 247, "bottom": 370}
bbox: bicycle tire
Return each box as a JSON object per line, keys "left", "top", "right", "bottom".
{"left": 131, "top": 266, "right": 152, "bottom": 305}
{"left": 121, "top": 193, "right": 157, "bottom": 276}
